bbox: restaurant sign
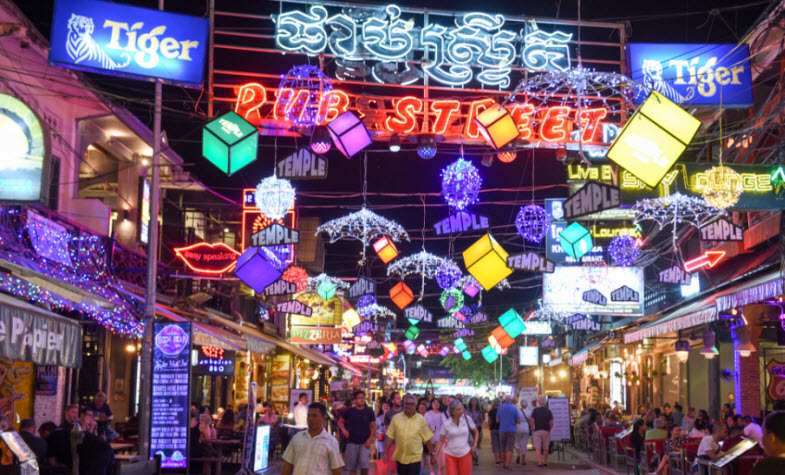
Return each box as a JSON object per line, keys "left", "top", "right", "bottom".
{"left": 289, "top": 326, "right": 342, "bottom": 344}
{"left": 0, "top": 300, "right": 82, "bottom": 368}
{"left": 766, "top": 360, "right": 785, "bottom": 401}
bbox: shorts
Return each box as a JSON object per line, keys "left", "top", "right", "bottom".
{"left": 532, "top": 430, "right": 551, "bottom": 452}
{"left": 490, "top": 430, "right": 501, "bottom": 453}
{"left": 499, "top": 431, "right": 516, "bottom": 452}
{"left": 515, "top": 432, "right": 529, "bottom": 453}
{"left": 344, "top": 443, "right": 371, "bottom": 471}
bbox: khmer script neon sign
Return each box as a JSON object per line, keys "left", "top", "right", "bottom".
{"left": 273, "top": 4, "right": 572, "bottom": 88}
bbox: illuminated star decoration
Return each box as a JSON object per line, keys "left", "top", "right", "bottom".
{"left": 255, "top": 175, "right": 295, "bottom": 220}
{"left": 358, "top": 304, "right": 396, "bottom": 320}
{"left": 515, "top": 204, "right": 550, "bottom": 243}
{"left": 387, "top": 251, "right": 453, "bottom": 299}
{"left": 608, "top": 235, "right": 640, "bottom": 266}
{"left": 278, "top": 64, "right": 333, "bottom": 127}
{"left": 316, "top": 207, "right": 409, "bottom": 263}
{"left": 441, "top": 158, "right": 482, "bottom": 211}
{"left": 435, "top": 261, "right": 463, "bottom": 290}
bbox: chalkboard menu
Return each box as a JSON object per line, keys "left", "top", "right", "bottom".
{"left": 547, "top": 396, "right": 572, "bottom": 442}
{"left": 150, "top": 322, "right": 192, "bottom": 469}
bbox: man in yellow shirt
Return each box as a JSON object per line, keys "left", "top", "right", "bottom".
{"left": 386, "top": 394, "right": 434, "bottom": 475}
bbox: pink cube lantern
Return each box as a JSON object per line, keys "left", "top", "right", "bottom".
{"left": 327, "top": 111, "right": 372, "bottom": 158}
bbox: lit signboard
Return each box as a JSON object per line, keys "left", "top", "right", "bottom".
{"left": 139, "top": 178, "right": 150, "bottom": 244}
{"left": 253, "top": 425, "right": 270, "bottom": 473}
{"left": 0, "top": 94, "right": 47, "bottom": 203}
{"left": 50, "top": 0, "right": 208, "bottom": 86}
{"left": 192, "top": 346, "right": 235, "bottom": 375}
{"left": 174, "top": 242, "right": 240, "bottom": 274}
{"left": 519, "top": 346, "right": 539, "bottom": 366}
{"left": 543, "top": 266, "right": 644, "bottom": 315}
{"left": 241, "top": 188, "right": 297, "bottom": 264}
{"left": 520, "top": 321, "right": 552, "bottom": 335}
{"left": 628, "top": 43, "right": 753, "bottom": 107}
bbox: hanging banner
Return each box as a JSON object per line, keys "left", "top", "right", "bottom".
{"left": 0, "top": 300, "right": 82, "bottom": 368}
{"left": 434, "top": 212, "right": 489, "bottom": 235}
{"left": 659, "top": 265, "right": 692, "bottom": 285}
{"left": 699, "top": 218, "right": 744, "bottom": 242}
{"left": 251, "top": 223, "right": 300, "bottom": 246}
{"left": 628, "top": 43, "right": 753, "bottom": 107}
{"left": 277, "top": 149, "right": 328, "bottom": 180}
{"left": 150, "top": 322, "right": 191, "bottom": 469}
{"left": 563, "top": 182, "right": 620, "bottom": 220}
{"left": 543, "top": 266, "right": 644, "bottom": 315}
{"left": 50, "top": 0, "right": 208, "bottom": 86}
{"left": 404, "top": 305, "right": 432, "bottom": 323}
{"left": 264, "top": 280, "right": 299, "bottom": 297}
{"left": 507, "top": 252, "right": 554, "bottom": 273}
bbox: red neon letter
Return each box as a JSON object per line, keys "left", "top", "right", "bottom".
{"left": 318, "top": 89, "right": 350, "bottom": 124}
{"left": 540, "top": 106, "right": 572, "bottom": 143}
{"left": 464, "top": 98, "right": 496, "bottom": 138}
{"left": 430, "top": 100, "right": 461, "bottom": 136}
{"left": 234, "top": 83, "right": 266, "bottom": 125}
{"left": 385, "top": 96, "right": 423, "bottom": 134}
{"left": 509, "top": 103, "right": 535, "bottom": 140}
{"left": 273, "top": 88, "right": 294, "bottom": 121}
{"left": 578, "top": 107, "right": 608, "bottom": 143}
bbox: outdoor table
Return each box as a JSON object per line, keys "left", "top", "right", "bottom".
{"left": 111, "top": 443, "right": 136, "bottom": 453}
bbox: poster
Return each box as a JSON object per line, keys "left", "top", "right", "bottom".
{"left": 547, "top": 396, "right": 571, "bottom": 442}
{"left": 34, "top": 365, "right": 58, "bottom": 396}
{"left": 150, "top": 322, "right": 191, "bottom": 469}
{"left": 518, "top": 387, "right": 538, "bottom": 408}
{"left": 253, "top": 425, "right": 271, "bottom": 473}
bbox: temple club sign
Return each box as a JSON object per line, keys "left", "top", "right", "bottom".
{"left": 277, "top": 148, "right": 328, "bottom": 180}
{"left": 275, "top": 300, "right": 312, "bottom": 317}
{"left": 507, "top": 252, "right": 554, "bottom": 273}
{"left": 434, "top": 212, "right": 489, "bottom": 235}
{"left": 699, "top": 218, "right": 743, "bottom": 242}
{"left": 659, "top": 265, "right": 692, "bottom": 285}
{"left": 251, "top": 223, "right": 300, "bottom": 246}
{"left": 563, "top": 181, "right": 620, "bottom": 220}
{"left": 174, "top": 242, "right": 240, "bottom": 274}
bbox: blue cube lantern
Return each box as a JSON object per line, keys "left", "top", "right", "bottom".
{"left": 558, "top": 222, "right": 593, "bottom": 261}
{"left": 234, "top": 247, "right": 285, "bottom": 293}
{"left": 481, "top": 345, "right": 499, "bottom": 363}
{"left": 498, "top": 308, "right": 526, "bottom": 339}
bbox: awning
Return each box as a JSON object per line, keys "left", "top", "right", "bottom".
{"left": 338, "top": 359, "right": 365, "bottom": 376}
{"left": 625, "top": 306, "right": 717, "bottom": 343}
{"left": 0, "top": 292, "right": 82, "bottom": 368}
{"left": 714, "top": 271, "right": 782, "bottom": 312}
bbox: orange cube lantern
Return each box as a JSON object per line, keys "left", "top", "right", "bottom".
{"left": 373, "top": 236, "right": 399, "bottom": 264}
{"left": 476, "top": 103, "right": 519, "bottom": 149}
{"left": 389, "top": 281, "right": 415, "bottom": 310}
{"left": 488, "top": 326, "right": 514, "bottom": 353}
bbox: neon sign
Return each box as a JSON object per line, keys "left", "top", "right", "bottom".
{"left": 234, "top": 82, "right": 615, "bottom": 148}
{"left": 273, "top": 5, "right": 571, "bottom": 88}
{"left": 174, "top": 242, "right": 240, "bottom": 275}
{"left": 241, "top": 188, "right": 297, "bottom": 264}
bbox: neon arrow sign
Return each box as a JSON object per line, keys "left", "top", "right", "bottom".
{"left": 683, "top": 250, "right": 725, "bottom": 272}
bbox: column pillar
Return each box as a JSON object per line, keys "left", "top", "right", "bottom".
{"left": 734, "top": 304, "right": 766, "bottom": 417}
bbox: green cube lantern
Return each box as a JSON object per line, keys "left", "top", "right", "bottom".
{"left": 317, "top": 280, "right": 337, "bottom": 300}
{"left": 498, "top": 308, "right": 526, "bottom": 339}
{"left": 558, "top": 222, "right": 593, "bottom": 260}
{"left": 462, "top": 350, "right": 472, "bottom": 360}
{"left": 481, "top": 345, "right": 499, "bottom": 363}
{"left": 202, "top": 111, "right": 258, "bottom": 175}
{"left": 405, "top": 325, "right": 420, "bottom": 341}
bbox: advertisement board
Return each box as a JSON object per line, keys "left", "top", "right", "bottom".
{"left": 628, "top": 43, "right": 753, "bottom": 107}
{"left": 192, "top": 346, "right": 235, "bottom": 375}
{"left": 0, "top": 94, "right": 48, "bottom": 203}
{"left": 253, "top": 425, "right": 271, "bottom": 473}
{"left": 543, "top": 266, "right": 645, "bottom": 315}
{"left": 50, "top": 0, "right": 208, "bottom": 86}
{"left": 519, "top": 347, "right": 539, "bottom": 366}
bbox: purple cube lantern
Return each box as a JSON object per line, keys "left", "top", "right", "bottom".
{"left": 327, "top": 111, "right": 372, "bottom": 158}
{"left": 463, "top": 277, "right": 481, "bottom": 298}
{"left": 403, "top": 340, "right": 416, "bottom": 354}
{"left": 235, "top": 246, "right": 285, "bottom": 293}
{"left": 439, "top": 346, "right": 450, "bottom": 357}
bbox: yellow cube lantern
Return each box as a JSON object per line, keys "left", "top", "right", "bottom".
{"left": 606, "top": 91, "right": 701, "bottom": 188}
{"left": 372, "top": 236, "right": 399, "bottom": 264}
{"left": 389, "top": 281, "right": 415, "bottom": 310}
{"left": 476, "top": 103, "right": 519, "bottom": 149}
{"left": 342, "top": 307, "right": 361, "bottom": 329}
{"left": 462, "top": 233, "right": 513, "bottom": 290}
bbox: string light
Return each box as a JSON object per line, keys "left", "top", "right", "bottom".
{"left": 497, "top": 151, "right": 517, "bottom": 163}
{"left": 608, "top": 235, "right": 640, "bottom": 266}
{"left": 515, "top": 204, "right": 550, "bottom": 243}
{"left": 277, "top": 64, "right": 332, "bottom": 127}
{"left": 440, "top": 288, "right": 464, "bottom": 314}
{"left": 435, "top": 261, "right": 462, "bottom": 290}
{"left": 633, "top": 193, "right": 720, "bottom": 230}
{"left": 310, "top": 126, "right": 332, "bottom": 154}
{"left": 387, "top": 251, "right": 452, "bottom": 280}
{"left": 701, "top": 165, "right": 743, "bottom": 210}
{"left": 255, "top": 175, "right": 296, "bottom": 220}
{"left": 317, "top": 207, "right": 409, "bottom": 247}
{"left": 356, "top": 294, "right": 377, "bottom": 309}
{"left": 358, "top": 304, "right": 396, "bottom": 319}
{"left": 417, "top": 135, "right": 437, "bottom": 160}
{"left": 308, "top": 273, "right": 349, "bottom": 294}
{"left": 441, "top": 158, "right": 482, "bottom": 211}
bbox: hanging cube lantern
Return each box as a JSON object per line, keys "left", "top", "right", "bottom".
{"left": 462, "top": 350, "right": 472, "bottom": 360}
{"left": 462, "top": 277, "right": 481, "bottom": 298}
{"left": 403, "top": 340, "right": 416, "bottom": 354}
{"left": 489, "top": 326, "right": 515, "bottom": 352}
{"left": 439, "top": 346, "right": 450, "bottom": 357}
{"left": 558, "top": 222, "right": 593, "bottom": 261}
{"left": 202, "top": 111, "right": 258, "bottom": 176}
{"left": 317, "top": 280, "right": 338, "bottom": 300}
{"left": 440, "top": 288, "right": 464, "bottom": 314}
{"left": 454, "top": 338, "right": 468, "bottom": 353}
{"left": 476, "top": 103, "right": 518, "bottom": 149}
{"left": 416, "top": 344, "right": 429, "bottom": 357}
{"left": 327, "top": 111, "right": 372, "bottom": 158}
{"left": 481, "top": 344, "right": 499, "bottom": 363}
{"left": 342, "top": 307, "right": 361, "bottom": 329}
{"left": 234, "top": 246, "right": 285, "bottom": 293}
{"left": 606, "top": 91, "right": 701, "bottom": 187}
{"left": 462, "top": 233, "right": 513, "bottom": 291}
{"left": 372, "top": 236, "right": 399, "bottom": 264}
{"left": 389, "top": 282, "right": 415, "bottom": 310}
{"left": 498, "top": 308, "right": 526, "bottom": 338}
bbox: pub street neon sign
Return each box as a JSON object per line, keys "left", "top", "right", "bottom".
{"left": 273, "top": 4, "right": 572, "bottom": 88}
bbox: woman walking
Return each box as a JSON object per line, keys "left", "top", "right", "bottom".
{"left": 425, "top": 400, "right": 446, "bottom": 475}
{"left": 438, "top": 401, "right": 478, "bottom": 475}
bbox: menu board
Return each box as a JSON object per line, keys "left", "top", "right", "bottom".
{"left": 253, "top": 425, "right": 271, "bottom": 473}
{"left": 712, "top": 438, "right": 757, "bottom": 468}
{"left": 150, "top": 322, "right": 192, "bottom": 469}
{"left": 547, "top": 396, "right": 571, "bottom": 442}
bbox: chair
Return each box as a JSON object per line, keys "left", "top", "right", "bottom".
{"left": 668, "top": 450, "right": 686, "bottom": 475}
{"left": 116, "top": 454, "right": 160, "bottom": 475}
{"left": 612, "top": 432, "right": 631, "bottom": 471}
{"left": 645, "top": 438, "right": 666, "bottom": 468}
{"left": 624, "top": 446, "right": 639, "bottom": 475}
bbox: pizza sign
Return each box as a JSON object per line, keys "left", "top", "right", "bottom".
{"left": 767, "top": 360, "right": 785, "bottom": 401}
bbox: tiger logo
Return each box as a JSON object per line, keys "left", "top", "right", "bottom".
{"left": 641, "top": 59, "right": 694, "bottom": 104}
{"left": 66, "top": 13, "right": 131, "bottom": 70}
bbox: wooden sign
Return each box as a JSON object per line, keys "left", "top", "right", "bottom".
{"left": 276, "top": 148, "right": 328, "bottom": 180}
{"left": 349, "top": 278, "right": 376, "bottom": 299}
{"left": 434, "top": 211, "right": 489, "bottom": 235}
{"left": 611, "top": 285, "right": 640, "bottom": 302}
{"left": 700, "top": 218, "right": 744, "bottom": 242}
{"left": 582, "top": 289, "right": 607, "bottom": 306}
{"left": 564, "top": 181, "right": 620, "bottom": 220}
{"left": 405, "top": 305, "right": 432, "bottom": 323}
{"left": 276, "top": 300, "right": 312, "bottom": 317}
{"left": 507, "top": 252, "right": 555, "bottom": 273}
{"left": 264, "top": 279, "right": 298, "bottom": 297}
{"left": 251, "top": 223, "right": 300, "bottom": 246}
{"left": 659, "top": 265, "right": 692, "bottom": 285}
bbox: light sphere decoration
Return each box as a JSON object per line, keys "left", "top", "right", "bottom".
{"left": 515, "top": 204, "right": 550, "bottom": 243}
{"left": 282, "top": 265, "right": 309, "bottom": 291}
{"left": 417, "top": 135, "right": 437, "bottom": 160}
{"left": 701, "top": 165, "right": 743, "bottom": 210}
{"left": 255, "top": 175, "right": 295, "bottom": 220}
{"left": 435, "top": 261, "right": 462, "bottom": 290}
{"left": 278, "top": 64, "right": 332, "bottom": 127}
{"left": 441, "top": 158, "right": 482, "bottom": 211}
{"left": 497, "top": 151, "right": 517, "bottom": 163}
{"left": 309, "top": 126, "right": 332, "bottom": 155}
{"left": 608, "top": 235, "right": 640, "bottom": 266}
{"left": 440, "top": 288, "right": 465, "bottom": 314}
{"left": 356, "top": 294, "right": 377, "bottom": 309}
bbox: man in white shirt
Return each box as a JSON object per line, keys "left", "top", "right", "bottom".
{"left": 293, "top": 392, "right": 309, "bottom": 429}
{"left": 697, "top": 425, "right": 727, "bottom": 462}
{"left": 282, "top": 402, "right": 344, "bottom": 475}
{"left": 743, "top": 415, "right": 764, "bottom": 445}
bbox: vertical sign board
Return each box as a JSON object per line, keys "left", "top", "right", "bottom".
{"left": 253, "top": 425, "right": 271, "bottom": 473}
{"left": 151, "top": 322, "right": 191, "bottom": 469}
{"left": 547, "top": 396, "right": 571, "bottom": 442}
{"left": 49, "top": 0, "right": 208, "bottom": 87}
{"left": 0, "top": 94, "right": 48, "bottom": 203}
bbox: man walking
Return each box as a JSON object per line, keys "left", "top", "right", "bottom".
{"left": 386, "top": 394, "right": 434, "bottom": 475}
{"left": 531, "top": 396, "right": 553, "bottom": 468}
{"left": 282, "top": 403, "right": 344, "bottom": 475}
{"left": 338, "top": 391, "right": 376, "bottom": 475}
{"left": 496, "top": 395, "right": 519, "bottom": 470}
